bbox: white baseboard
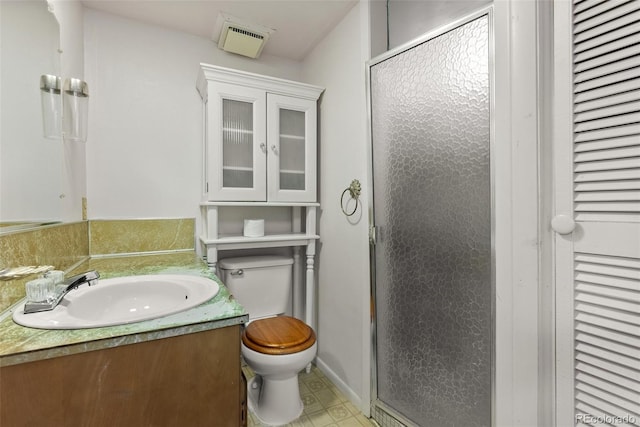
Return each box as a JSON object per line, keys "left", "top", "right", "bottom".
{"left": 315, "top": 356, "right": 364, "bottom": 412}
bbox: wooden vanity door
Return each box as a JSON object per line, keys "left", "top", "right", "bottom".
{"left": 0, "top": 326, "right": 242, "bottom": 427}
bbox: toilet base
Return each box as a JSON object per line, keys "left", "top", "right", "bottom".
{"left": 247, "top": 375, "right": 303, "bottom": 426}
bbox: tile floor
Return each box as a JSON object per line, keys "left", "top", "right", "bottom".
{"left": 242, "top": 364, "right": 378, "bottom": 427}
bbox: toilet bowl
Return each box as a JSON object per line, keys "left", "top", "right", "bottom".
{"left": 218, "top": 256, "right": 318, "bottom": 426}
{"left": 242, "top": 315, "right": 317, "bottom": 425}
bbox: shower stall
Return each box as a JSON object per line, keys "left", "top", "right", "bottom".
{"left": 368, "top": 10, "right": 493, "bottom": 427}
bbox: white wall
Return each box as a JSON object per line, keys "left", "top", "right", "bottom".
{"left": 388, "top": 0, "right": 492, "bottom": 49}
{"left": 0, "top": 0, "right": 63, "bottom": 222}
{"left": 493, "top": 1, "right": 543, "bottom": 425}
{"left": 301, "top": 1, "right": 371, "bottom": 412}
{"left": 52, "top": 0, "right": 84, "bottom": 80}
{"left": 83, "top": 8, "right": 303, "bottom": 220}
{"left": 52, "top": 0, "right": 86, "bottom": 222}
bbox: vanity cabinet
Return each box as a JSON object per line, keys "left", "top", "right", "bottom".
{"left": 196, "top": 64, "right": 323, "bottom": 203}
{"left": 0, "top": 325, "right": 242, "bottom": 427}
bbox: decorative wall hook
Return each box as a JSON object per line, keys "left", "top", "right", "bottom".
{"left": 340, "top": 179, "right": 361, "bottom": 216}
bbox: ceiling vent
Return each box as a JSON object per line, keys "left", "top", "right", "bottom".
{"left": 216, "top": 14, "right": 274, "bottom": 59}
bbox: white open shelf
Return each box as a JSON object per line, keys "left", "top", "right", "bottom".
{"left": 199, "top": 232, "right": 319, "bottom": 251}
{"left": 199, "top": 202, "right": 319, "bottom": 262}
{"left": 201, "top": 201, "right": 319, "bottom": 207}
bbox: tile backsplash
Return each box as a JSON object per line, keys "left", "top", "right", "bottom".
{"left": 0, "top": 222, "right": 89, "bottom": 311}
{"left": 89, "top": 218, "right": 194, "bottom": 255}
{"left": 0, "top": 222, "right": 89, "bottom": 272}
{"left": 0, "top": 219, "right": 195, "bottom": 312}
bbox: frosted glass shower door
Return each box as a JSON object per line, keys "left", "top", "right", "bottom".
{"left": 369, "top": 14, "right": 492, "bottom": 427}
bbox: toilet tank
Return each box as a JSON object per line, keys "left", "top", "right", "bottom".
{"left": 219, "top": 255, "right": 294, "bottom": 320}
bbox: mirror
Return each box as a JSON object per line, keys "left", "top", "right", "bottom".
{"left": 0, "top": 0, "right": 63, "bottom": 232}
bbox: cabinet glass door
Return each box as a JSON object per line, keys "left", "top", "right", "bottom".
{"left": 208, "top": 83, "right": 266, "bottom": 201}
{"left": 278, "top": 108, "right": 306, "bottom": 190}
{"left": 222, "top": 99, "right": 254, "bottom": 188}
{"left": 267, "top": 94, "right": 317, "bottom": 202}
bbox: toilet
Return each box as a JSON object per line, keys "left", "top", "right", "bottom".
{"left": 219, "top": 255, "right": 317, "bottom": 426}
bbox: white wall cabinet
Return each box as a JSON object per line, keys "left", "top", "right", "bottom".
{"left": 197, "top": 64, "right": 323, "bottom": 203}
{"left": 196, "top": 64, "right": 323, "bottom": 329}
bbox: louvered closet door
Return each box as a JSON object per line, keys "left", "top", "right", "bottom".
{"left": 555, "top": 1, "right": 640, "bottom": 426}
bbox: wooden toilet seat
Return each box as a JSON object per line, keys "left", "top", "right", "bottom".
{"left": 243, "top": 316, "right": 316, "bottom": 355}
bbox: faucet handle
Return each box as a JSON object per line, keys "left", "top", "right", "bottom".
{"left": 23, "top": 270, "right": 100, "bottom": 314}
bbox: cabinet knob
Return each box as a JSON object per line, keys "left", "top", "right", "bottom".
{"left": 271, "top": 145, "right": 278, "bottom": 155}
{"left": 259, "top": 143, "right": 266, "bottom": 153}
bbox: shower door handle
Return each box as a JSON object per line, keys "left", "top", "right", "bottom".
{"left": 369, "top": 225, "right": 378, "bottom": 245}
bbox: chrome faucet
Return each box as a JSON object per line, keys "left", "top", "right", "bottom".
{"left": 23, "top": 270, "right": 100, "bottom": 314}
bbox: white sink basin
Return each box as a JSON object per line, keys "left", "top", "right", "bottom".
{"left": 12, "top": 274, "right": 219, "bottom": 329}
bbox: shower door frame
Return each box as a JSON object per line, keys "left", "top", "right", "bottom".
{"left": 366, "top": 7, "right": 496, "bottom": 426}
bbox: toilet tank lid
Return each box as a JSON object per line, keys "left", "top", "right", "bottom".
{"left": 219, "top": 255, "right": 294, "bottom": 270}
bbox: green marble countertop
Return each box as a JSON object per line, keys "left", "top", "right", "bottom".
{"left": 0, "top": 252, "right": 247, "bottom": 367}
